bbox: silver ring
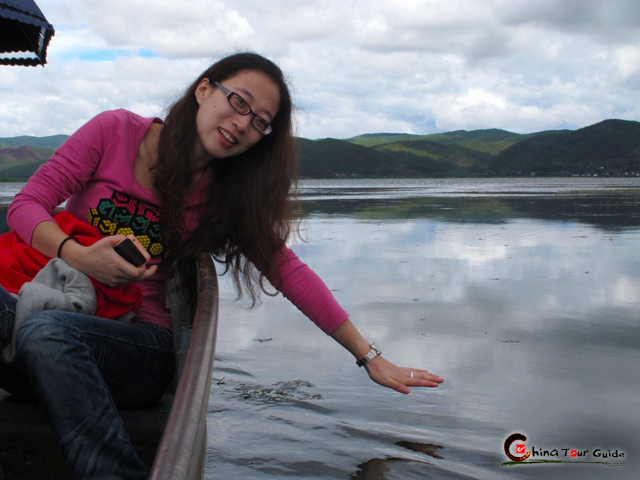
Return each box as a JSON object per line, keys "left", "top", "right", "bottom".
{"left": 410, "top": 371, "right": 414, "bottom": 378}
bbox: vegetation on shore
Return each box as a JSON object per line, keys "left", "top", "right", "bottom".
{"left": 1, "top": 119, "right": 639, "bottom": 180}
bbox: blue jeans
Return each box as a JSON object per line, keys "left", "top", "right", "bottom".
{"left": 0, "top": 285, "right": 175, "bottom": 480}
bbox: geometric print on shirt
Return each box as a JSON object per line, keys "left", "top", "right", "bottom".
{"left": 86, "top": 191, "right": 165, "bottom": 258}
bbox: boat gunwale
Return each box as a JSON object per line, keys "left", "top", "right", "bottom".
{"left": 148, "top": 251, "right": 219, "bottom": 480}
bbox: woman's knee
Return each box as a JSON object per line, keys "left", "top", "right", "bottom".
{"left": 14, "top": 312, "right": 80, "bottom": 361}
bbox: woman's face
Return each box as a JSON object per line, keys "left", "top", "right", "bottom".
{"left": 194, "top": 69, "right": 280, "bottom": 161}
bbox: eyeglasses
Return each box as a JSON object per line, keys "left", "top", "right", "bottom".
{"left": 213, "top": 81, "right": 273, "bottom": 135}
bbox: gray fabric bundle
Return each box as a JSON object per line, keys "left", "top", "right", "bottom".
{"left": 1, "top": 258, "right": 96, "bottom": 364}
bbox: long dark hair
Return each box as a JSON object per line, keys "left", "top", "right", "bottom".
{"left": 154, "top": 53, "right": 298, "bottom": 303}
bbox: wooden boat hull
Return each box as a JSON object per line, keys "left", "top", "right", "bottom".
{"left": 0, "top": 218, "right": 219, "bottom": 480}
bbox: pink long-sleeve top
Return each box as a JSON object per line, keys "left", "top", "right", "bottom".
{"left": 8, "top": 109, "right": 348, "bottom": 334}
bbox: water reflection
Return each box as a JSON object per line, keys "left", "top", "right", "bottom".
{"left": 207, "top": 179, "right": 640, "bottom": 479}
{"left": 349, "top": 457, "right": 433, "bottom": 480}
{"left": 302, "top": 194, "right": 640, "bottom": 231}
{"left": 396, "top": 441, "right": 446, "bottom": 459}
{"left": 209, "top": 181, "right": 640, "bottom": 479}
{"left": 349, "top": 441, "right": 462, "bottom": 480}
{"left": 298, "top": 178, "right": 640, "bottom": 232}
{"left": 299, "top": 177, "right": 640, "bottom": 198}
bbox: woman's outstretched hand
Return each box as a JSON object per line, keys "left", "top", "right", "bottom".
{"left": 330, "top": 319, "right": 444, "bottom": 394}
{"left": 364, "top": 356, "right": 444, "bottom": 394}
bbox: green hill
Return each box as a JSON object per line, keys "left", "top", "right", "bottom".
{"left": 347, "top": 133, "right": 430, "bottom": 147}
{"left": 297, "top": 138, "right": 399, "bottom": 177}
{"left": 348, "top": 128, "right": 567, "bottom": 155}
{"left": 486, "top": 119, "right": 640, "bottom": 176}
{"left": 0, "top": 162, "right": 44, "bottom": 180}
{"left": 373, "top": 139, "right": 490, "bottom": 176}
{"left": 0, "top": 135, "right": 69, "bottom": 149}
{"left": 333, "top": 120, "right": 640, "bottom": 177}
{"left": 0, "top": 145, "right": 53, "bottom": 180}
{"left": 418, "top": 129, "right": 567, "bottom": 155}
{"left": 2, "top": 119, "right": 639, "bottom": 179}
{"left": 0, "top": 135, "right": 66, "bottom": 180}
{"left": 298, "top": 135, "right": 500, "bottom": 178}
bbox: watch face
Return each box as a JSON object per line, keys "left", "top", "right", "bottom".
{"left": 357, "top": 344, "right": 381, "bottom": 366}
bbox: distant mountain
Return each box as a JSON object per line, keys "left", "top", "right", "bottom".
{"left": 484, "top": 119, "right": 640, "bottom": 176}
{"left": 297, "top": 138, "right": 401, "bottom": 177}
{"left": 347, "top": 133, "right": 431, "bottom": 147}
{"left": 2, "top": 119, "right": 639, "bottom": 179}
{"left": 297, "top": 135, "right": 494, "bottom": 178}
{"left": 348, "top": 128, "right": 567, "bottom": 155}
{"left": 0, "top": 135, "right": 68, "bottom": 180}
{"left": 302, "top": 120, "right": 639, "bottom": 177}
{"left": 0, "top": 135, "right": 69, "bottom": 149}
{"left": 0, "top": 145, "right": 54, "bottom": 180}
{"left": 373, "top": 139, "right": 490, "bottom": 175}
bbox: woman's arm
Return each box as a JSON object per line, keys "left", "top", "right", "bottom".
{"left": 8, "top": 114, "right": 111, "bottom": 240}
{"left": 265, "top": 246, "right": 350, "bottom": 334}
{"left": 330, "top": 319, "right": 444, "bottom": 394}
{"left": 264, "top": 245, "right": 444, "bottom": 393}
{"left": 10, "top": 111, "right": 157, "bottom": 286}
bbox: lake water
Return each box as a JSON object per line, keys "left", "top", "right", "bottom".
{"left": 208, "top": 178, "right": 640, "bottom": 480}
{"left": 2, "top": 178, "right": 640, "bottom": 479}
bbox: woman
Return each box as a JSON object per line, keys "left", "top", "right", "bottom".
{"left": 0, "top": 53, "right": 443, "bottom": 479}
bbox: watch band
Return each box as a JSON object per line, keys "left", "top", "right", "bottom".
{"left": 356, "top": 343, "right": 381, "bottom": 367}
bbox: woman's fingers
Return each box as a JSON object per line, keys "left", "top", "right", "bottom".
{"left": 71, "top": 236, "right": 154, "bottom": 286}
{"left": 405, "top": 368, "right": 444, "bottom": 386}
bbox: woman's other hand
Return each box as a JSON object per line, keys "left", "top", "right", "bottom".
{"left": 62, "top": 235, "right": 157, "bottom": 286}
{"left": 32, "top": 222, "right": 156, "bottom": 286}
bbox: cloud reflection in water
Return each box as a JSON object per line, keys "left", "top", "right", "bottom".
{"left": 210, "top": 179, "right": 640, "bottom": 480}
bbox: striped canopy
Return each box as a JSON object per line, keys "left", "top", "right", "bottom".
{"left": 0, "top": 0, "right": 54, "bottom": 66}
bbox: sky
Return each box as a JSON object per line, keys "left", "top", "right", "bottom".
{"left": 1, "top": 0, "right": 640, "bottom": 140}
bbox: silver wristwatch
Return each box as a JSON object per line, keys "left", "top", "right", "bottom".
{"left": 356, "top": 343, "right": 381, "bottom": 367}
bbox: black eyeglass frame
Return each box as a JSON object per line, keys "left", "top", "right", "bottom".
{"left": 213, "top": 81, "right": 273, "bottom": 135}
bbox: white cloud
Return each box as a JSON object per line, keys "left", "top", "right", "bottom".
{"left": 1, "top": 0, "right": 639, "bottom": 139}
{"left": 263, "top": 7, "right": 348, "bottom": 42}
{"left": 612, "top": 45, "right": 640, "bottom": 79}
{"left": 46, "top": 0, "right": 256, "bottom": 59}
{"left": 611, "top": 276, "right": 640, "bottom": 306}
{"left": 353, "top": 0, "right": 503, "bottom": 57}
